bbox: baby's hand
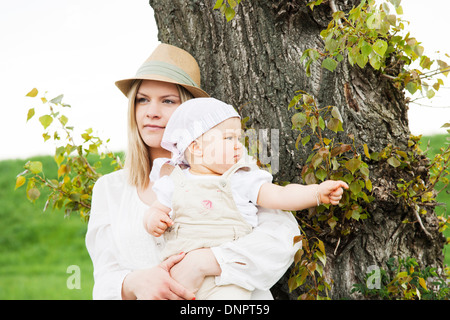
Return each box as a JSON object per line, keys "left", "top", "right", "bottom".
{"left": 318, "top": 180, "right": 349, "bottom": 205}
{"left": 143, "top": 204, "right": 173, "bottom": 237}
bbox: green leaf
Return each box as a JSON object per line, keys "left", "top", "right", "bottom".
{"left": 325, "top": 38, "right": 338, "bottom": 53}
{"left": 356, "top": 53, "right": 368, "bottom": 68}
{"left": 59, "top": 115, "right": 68, "bottom": 126}
{"left": 389, "top": 0, "right": 401, "bottom": 8}
{"left": 373, "top": 39, "right": 388, "bottom": 56}
{"left": 292, "top": 112, "right": 307, "bottom": 129}
{"left": 315, "top": 168, "right": 327, "bottom": 181}
{"left": 42, "top": 132, "right": 51, "bottom": 142}
{"left": 369, "top": 54, "right": 382, "bottom": 70}
{"left": 26, "top": 108, "right": 35, "bottom": 122}
{"left": 225, "top": 6, "right": 235, "bottom": 21}
{"left": 327, "top": 218, "right": 337, "bottom": 230}
{"left": 406, "top": 81, "right": 418, "bottom": 94}
{"left": 366, "top": 179, "right": 373, "bottom": 192}
{"left": 350, "top": 180, "right": 362, "bottom": 194}
{"left": 304, "top": 172, "right": 317, "bottom": 185}
{"left": 311, "top": 153, "right": 323, "bottom": 169}
{"left": 301, "top": 135, "right": 311, "bottom": 146}
{"left": 29, "top": 161, "right": 43, "bottom": 174}
{"left": 26, "top": 88, "right": 38, "bottom": 97}
{"left": 213, "top": 0, "right": 224, "bottom": 9}
{"left": 331, "top": 106, "right": 343, "bottom": 122}
{"left": 322, "top": 58, "right": 338, "bottom": 72}
{"left": 27, "top": 187, "right": 41, "bottom": 202}
{"left": 50, "top": 94, "right": 64, "bottom": 104}
{"left": 327, "top": 118, "right": 343, "bottom": 133}
{"left": 387, "top": 156, "right": 401, "bottom": 167}
{"left": 345, "top": 158, "right": 362, "bottom": 174}
{"left": 361, "top": 41, "right": 372, "bottom": 57}
{"left": 318, "top": 116, "right": 325, "bottom": 130}
{"left": 39, "top": 115, "right": 53, "bottom": 129}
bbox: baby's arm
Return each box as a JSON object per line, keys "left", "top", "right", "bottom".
{"left": 143, "top": 201, "right": 173, "bottom": 237}
{"left": 257, "top": 180, "right": 349, "bottom": 211}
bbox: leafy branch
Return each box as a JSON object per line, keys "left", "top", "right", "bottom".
{"left": 303, "top": 0, "right": 450, "bottom": 100}
{"left": 213, "top": 0, "right": 243, "bottom": 21}
{"left": 15, "top": 89, "right": 123, "bottom": 220}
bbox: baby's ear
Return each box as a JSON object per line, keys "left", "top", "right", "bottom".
{"left": 160, "top": 163, "right": 175, "bottom": 177}
{"left": 188, "top": 140, "right": 203, "bottom": 157}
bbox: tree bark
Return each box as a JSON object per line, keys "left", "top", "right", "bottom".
{"left": 148, "top": 0, "right": 446, "bottom": 299}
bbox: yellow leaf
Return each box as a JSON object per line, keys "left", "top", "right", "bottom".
{"left": 317, "top": 240, "right": 326, "bottom": 255}
{"left": 419, "top": 277, "right": 427, "bottom": 290}
{"left": 15, "top": 176, "right": 26, "bottom": 190}
{"left": 26, "top": 108, "right": 35, "bottom": 122}
{"left": 26, "top": 88, "right": 38, "bottom": 97}
{"left": 58, "top": 164, "right": 67, "bottom": 178}
{"left": 363, "top": 144, "right": 370, "bottom": 159}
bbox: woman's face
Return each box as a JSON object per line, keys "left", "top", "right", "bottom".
{"left": 135, "top": 80, "right": 182, "bottom": 149}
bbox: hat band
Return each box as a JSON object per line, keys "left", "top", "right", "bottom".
{"left": 135, "top": 61, "right": 199, "bottom": 88}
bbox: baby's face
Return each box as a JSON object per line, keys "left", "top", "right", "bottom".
{"left": 197, "top": 117, "right": 243, "bottom": 174}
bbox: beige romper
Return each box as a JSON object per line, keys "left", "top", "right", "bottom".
{"left": 160, "top": 162, "right": 254, "bottom": 300}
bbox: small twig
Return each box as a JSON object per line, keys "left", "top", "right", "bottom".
{"left": 329, "top": 0, "right": 342, "bottom": 26}
{"left": 334, "top": 236, "right": 341, "bottom": 255}
{"left": 413, "top": 205, "right": 432, "bottom": 238}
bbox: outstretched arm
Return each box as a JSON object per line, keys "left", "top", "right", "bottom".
{"left": 257, "top": 180, "right": 349, "bottom": 211}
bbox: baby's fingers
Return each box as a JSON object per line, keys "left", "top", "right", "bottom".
{"left": 334, "top": 181, "right": 349, "bottom": 190}
{"left": 329, "top": 194, "right": 343, "bottom": 204}
{"left": 160, "top": 213, "right": 174, "bottom": 227}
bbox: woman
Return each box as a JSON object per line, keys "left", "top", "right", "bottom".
{"left": 85, "top": 43, "right": 300, "bottom": 300}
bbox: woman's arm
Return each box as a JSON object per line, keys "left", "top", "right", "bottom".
{"left": 169, "top": 248, "right": 222, "bottom": 294}
{"left": 85, "top": 174, "right": 194, "bottom": 300}
{"left": 122, "top": 253, "right": 195, "bottom": 300}
{"left": 210, "top": 207, "right": 300, "bottom": 291}
{"left": 170, "top": 207, "right": 301, "bottom": 292}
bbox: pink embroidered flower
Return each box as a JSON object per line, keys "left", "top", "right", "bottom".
{"left": 201, "top": 200, "right": 213, "bottom": 209}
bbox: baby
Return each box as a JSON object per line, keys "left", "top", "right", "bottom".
{"left": 143, "top": 97, "right": 348, "bottom": 300}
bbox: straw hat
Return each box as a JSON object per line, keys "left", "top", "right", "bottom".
{"left": 115, "top": 43, "right": 209, "bottom": 98}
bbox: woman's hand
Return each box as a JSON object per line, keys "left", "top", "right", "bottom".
{"left": 121, "top": 252, "right": 195, "bottom": 300}
{"left": 169, "top": 248, "right": 222, "bottom": 294}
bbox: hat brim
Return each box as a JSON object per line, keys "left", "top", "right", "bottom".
{"left": 115, "top": 74, "right": 209, "bottom": 98}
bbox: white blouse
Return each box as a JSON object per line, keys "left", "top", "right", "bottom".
{"left": 85, "top": 168, "right": 300, "bottom": 300}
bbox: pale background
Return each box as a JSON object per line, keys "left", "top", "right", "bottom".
{"left": 0, "top": 0, "right": 449, "bottom": 160}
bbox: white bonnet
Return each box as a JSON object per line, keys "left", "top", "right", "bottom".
{"left": 161, "top": 97, "right": 240, "bottom": 165}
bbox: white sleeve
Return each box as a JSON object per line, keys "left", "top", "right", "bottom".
{"left": 241, "top": 168, "right": 273, "bottom": 204}
{"left": 150, "top": 157, "right": 171, "bottom": 181}
{"left": 85, "top": 176, "right": 131, "bottom": 300}
{"left": 211, "top": 207, "right": 300, "bottom": 291}
{"left": 151, "top": 175, "right": 174, "bottom": 210}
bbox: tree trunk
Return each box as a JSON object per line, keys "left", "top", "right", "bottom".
{"left": 148, "top": 0, "right": 446, "bottom": 299}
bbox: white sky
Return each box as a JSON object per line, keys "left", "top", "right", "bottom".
{"left": 0, "top": 0, "right": 449, "bottom": 160}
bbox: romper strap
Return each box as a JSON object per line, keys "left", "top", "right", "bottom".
{"left": 221, "top": 160, "right": 253, "bottom": 181}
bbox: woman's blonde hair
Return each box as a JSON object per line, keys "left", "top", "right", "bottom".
{"left": 124, "top": 80, "right": 194, "bottom": 189}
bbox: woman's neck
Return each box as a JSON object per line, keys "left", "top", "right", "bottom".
{"left": 149, "top": 147, "right": 171, "bottom": 163}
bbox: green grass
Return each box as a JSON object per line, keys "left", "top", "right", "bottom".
{"left": 0, "top": 136, "right": 448, "bottom": 300}
{"left": 420, "top": 134, "right": 450, "bottom": 267}
{"left": 0, "top": 156, "right": 94, "bottom": 299}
